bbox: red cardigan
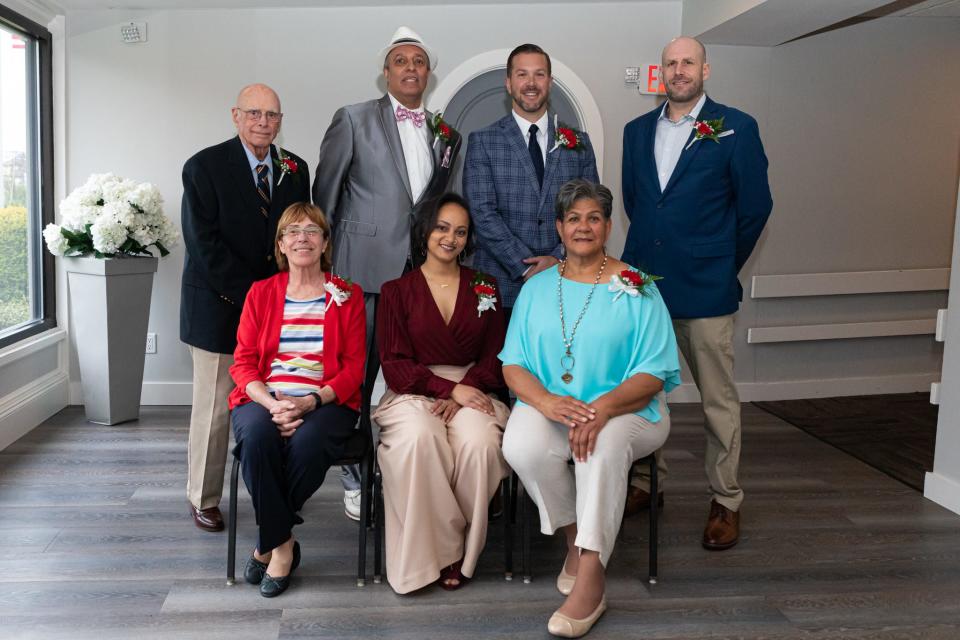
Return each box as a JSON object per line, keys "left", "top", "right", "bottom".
{"left": 228, "top": 271, "right": 366, "bottom": 411}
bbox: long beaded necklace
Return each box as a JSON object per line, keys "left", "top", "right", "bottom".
{"left": 557, "top": 254, "right": 608, "bottom": 383}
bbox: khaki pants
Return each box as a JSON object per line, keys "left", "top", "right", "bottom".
{"left": 186, "top": 345, "right": 235, "bottom": 510}
{"left": 632, "top": 314, "right": 743, "bottom": 511}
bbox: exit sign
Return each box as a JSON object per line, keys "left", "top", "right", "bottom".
{"left": 640, "top": 64, "right": 665, "bottom": 95}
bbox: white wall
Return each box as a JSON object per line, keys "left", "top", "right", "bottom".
{"left": 59, "top": 6, "right": 959, "bottom": 406}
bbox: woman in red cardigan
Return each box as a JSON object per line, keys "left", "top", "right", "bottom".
{"left": 229, "top": 202, "right": 365, "bottom": 598}
{"left": 374, "top": 193, "right": 510, "bottom": 594}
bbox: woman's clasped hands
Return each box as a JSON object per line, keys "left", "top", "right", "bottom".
{"left": 539, "top": 393, "right": 611, "bottom": 462}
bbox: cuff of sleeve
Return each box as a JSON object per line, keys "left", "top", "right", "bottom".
{"left": 426, "top": 376, "right": 457, "bottom": 400}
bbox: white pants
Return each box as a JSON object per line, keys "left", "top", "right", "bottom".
{"left": 502, "top": 399, "right": 670, "bottom": 566}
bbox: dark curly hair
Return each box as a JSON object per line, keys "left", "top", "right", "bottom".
{"left": 410, "top": 192, "right": 475, "bottom": 268}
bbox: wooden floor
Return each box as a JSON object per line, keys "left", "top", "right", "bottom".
{"left": 754, "top": 393, "right": 938, "bottom": 491}
{"left": 1, "top": 404, "right": 959, "bottom": 639}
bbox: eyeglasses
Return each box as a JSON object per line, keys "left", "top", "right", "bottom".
{"left": 282, "top": 225, "right": 323, "bottom": 238}
{"left": 237, "top": 108, "right": 283, "bottom": 123}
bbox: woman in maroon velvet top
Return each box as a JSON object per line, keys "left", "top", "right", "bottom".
{"left": 374, "top": 192, "right": 510, "bottom": 594}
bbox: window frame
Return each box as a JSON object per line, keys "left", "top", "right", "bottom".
{"left": 0, "top": 4, "right": 55, "bottom": 350}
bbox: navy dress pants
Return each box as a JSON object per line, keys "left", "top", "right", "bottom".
{"left": 231, "top": 401, "right": 359, "bottom": 553}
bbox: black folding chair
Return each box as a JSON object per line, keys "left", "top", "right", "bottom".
{"left": 509, "top": 452, "right": 660, "bottom": 584}
{"left": 227, "top": 320, "right": 382, "bottom": 587}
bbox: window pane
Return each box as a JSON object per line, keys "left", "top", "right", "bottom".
{"left": 0, "top": 25, "right": 39, "bottom": 335}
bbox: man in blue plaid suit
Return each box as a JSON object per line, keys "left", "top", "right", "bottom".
{"left": 463, "top": 44, "right": 599, "bottom": 311}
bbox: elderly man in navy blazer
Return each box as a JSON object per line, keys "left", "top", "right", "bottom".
{"left": 621, "top": 37, "right": 772, "bottom": 550}
{"left": 464, "top": 44, "right": 598, "bottom": 312}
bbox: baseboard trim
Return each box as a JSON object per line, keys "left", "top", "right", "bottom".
{"left": 923, "top": 472, "right": 960, "bottom": 516}
{"left": 0, "top": 370, "right": 69, "bottom": 450}
{"left": 667, "top": 373, "right": 937, "bottom": 403}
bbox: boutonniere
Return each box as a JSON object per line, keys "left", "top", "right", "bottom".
{"left": 472, "top": 272, "right": 498, "bottom": 317}
{"left": 549, "top": 113, "right": 585, "bottom": 153}
{"left": 324, "top": 274, "right": 353, "bottom": 310}
{"left": 609, "top": 269, "right": 662, "bottom": 301}
{"left": 273, "top": 148, "right": 299, "bottom": 185}
{"left": 685, "top": 117, "right": 734, "bottom": 150}
{"left": 428, "top": 112, "right": 452, "bottom": 146}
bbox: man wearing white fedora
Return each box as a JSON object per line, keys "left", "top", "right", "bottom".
{"left": 312, "top": 26, "right": 462, "bottom": 520}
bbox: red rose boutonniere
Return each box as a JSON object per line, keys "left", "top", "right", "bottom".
{"left": 273, "top": 148, "right": 299, "bottom": 185}
{"left": 608, "top": 268, "right": 662, "bottom": 301}
{"left": 324, "top": 274, "right": 353, "bottom": 310}
{"left": 472, "top": 272, "right": 498, "bottom": 317}
{"left": 549, "top": 114, "right": 585, "bottom": 153}
{"left": 685, "top": 116, "right": 734, "bottom": 150}
{"left": 428, "top": 112, "right": 452, "bottom": 145}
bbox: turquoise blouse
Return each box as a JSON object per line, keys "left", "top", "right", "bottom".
{"left": 499, "top": 265, "right": 681, "bottom": 423}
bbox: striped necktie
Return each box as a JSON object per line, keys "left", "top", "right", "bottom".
{"left": 255, "top": 164, "right": 270, "bottom": 218}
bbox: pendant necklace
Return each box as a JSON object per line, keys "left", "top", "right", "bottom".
{"left": 557, "top": 254, "right": 607, "bottom": 383}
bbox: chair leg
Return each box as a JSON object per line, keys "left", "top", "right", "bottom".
{"left": 357, "top": 454, "right": 370, "bottom": 587}
{"left": 521, "top": 483, "right": 532, "bottom": 584}
{"left": 226, "top": 456, "right": 240, "bottom": 586}
{"left": 503, "top": 475, "right": 513, "bottom": 581}
{"left": 374, "top": 465, "right": 384, "bottom": 584}
{"left": 648, "top": 456, "right": 659, "bottom": 584}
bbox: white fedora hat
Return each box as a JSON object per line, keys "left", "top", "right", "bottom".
{"left": 378, "top": 26, "right": 437, "bottom": 70}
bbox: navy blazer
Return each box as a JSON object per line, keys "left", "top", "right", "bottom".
{"left": 180, "top": 136, "right": 310, "bottom": 354}
{"left": 463, "top": 113, "right": 598, "bottom": 307}
{"left": 621, "top": 97, "right": 772, "bottom": 319}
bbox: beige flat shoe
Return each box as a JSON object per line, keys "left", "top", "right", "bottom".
{"left": 547, "top": 596, "right": 607, "bottom": 638}
{"left": 556, "top": 566, "right": 576, "bottom": 595}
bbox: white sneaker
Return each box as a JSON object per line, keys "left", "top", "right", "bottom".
{"left": 343, "top": 489, "right": 362, "bottom": 521}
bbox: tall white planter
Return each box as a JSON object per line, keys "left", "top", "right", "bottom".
{"left": 65, "top": 256, "right": 158, "bottom": 425}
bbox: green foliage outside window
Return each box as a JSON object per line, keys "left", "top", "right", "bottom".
{"left": 0, "top": 206, "right": 29, "bottom": 331}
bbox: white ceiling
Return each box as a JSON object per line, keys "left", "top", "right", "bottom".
{"left": 53, "top": 0, "right": 672, "bottom": 8}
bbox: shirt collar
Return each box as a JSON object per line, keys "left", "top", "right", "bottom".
{"left": 658, "top": 93, "right": 707, "bottom": 124}
{"left": 241, "top": 140, "right": 272, "bottom": 175}
{"left": 513, "top": 109, "right": 549, "bottom": 137}
{"left": 388, "top": 93, "right": 424, "bottom": 114}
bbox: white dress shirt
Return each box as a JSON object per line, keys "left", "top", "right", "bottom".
{"left": 513, "top": 110, "right": 549, "bottom": 165}
{"left": 654, "top": 93, "right": 706, "bottom": 192}
{"left": 388, "top": 93, "right": 433, "bottom": 203}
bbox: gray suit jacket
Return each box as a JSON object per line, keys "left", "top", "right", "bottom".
{"left": 312, "top": 94, "right": 462, "bottom": 293}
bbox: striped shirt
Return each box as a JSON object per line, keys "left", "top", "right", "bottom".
{"left": 265, "top": 296, "right": 326, "bottom": 396}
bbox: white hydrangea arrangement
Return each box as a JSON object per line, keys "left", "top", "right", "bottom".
{"left": 43, "top": 173, "right": 179, "bottom": 258}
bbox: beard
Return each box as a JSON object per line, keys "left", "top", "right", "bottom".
{"left": 511, "top": 86, "right": 549, "bottom": 115}
{"left": 665, "top": 75, "right": 703, "bottom": 103}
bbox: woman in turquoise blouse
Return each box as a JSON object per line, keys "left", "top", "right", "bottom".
{"left": 500, "top": 179, "right": 680, "bottom": 638}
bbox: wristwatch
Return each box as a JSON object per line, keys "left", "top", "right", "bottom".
{"left": 308, "top": 391, "right": 323, "bottom": 407}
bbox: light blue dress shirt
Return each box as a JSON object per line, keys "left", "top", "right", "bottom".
{"left": 654, "top": 93, "right": 706, "bottom": 191}
{"left": 241, "top": 142, "right": 273, "bottom": 196}
{"left": 499, "top": 266, "right": 681, "bottom": 423}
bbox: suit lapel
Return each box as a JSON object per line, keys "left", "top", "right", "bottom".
{"left": 417, "top": 108, "right": 439, "bottom": 207}
{"left": 501, "top": 116, "right": 541, "bottom": 195}
{"left": 227, "top": 137, "right": 264, "bottom": 219}
{"left": 662, "top": 97, "right": 717, "bottom": 196}
{"left": 378, "top": 95, "right": 414, "bottom": 203}
{"left": 644, "top": 110, "right": 662, "bottom": 195}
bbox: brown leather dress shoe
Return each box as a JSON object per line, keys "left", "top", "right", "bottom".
{"left": 190, "top": 504, "right": 224, "bottom": 532}
{"left": 702, "top": 500, "right": 739, "bottom": 550}
{"left": 624, "top": 486, "right": 664, "bottom": 517}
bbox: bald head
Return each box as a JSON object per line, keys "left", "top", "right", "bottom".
{"left": 661, "top": 36, "right": 706, "bottom": 66}
{"left": 236, "top": 83, "right": 281, "bottom": 111}
{"left": 231, "top": 83, "right": 282, "bottom": 161}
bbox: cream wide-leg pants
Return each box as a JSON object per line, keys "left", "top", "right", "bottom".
{"left": 502, "top": 397, "right": 670, "bottom": 566}
{"left": 373, "top": 364, "right": 510, "bottom": 594}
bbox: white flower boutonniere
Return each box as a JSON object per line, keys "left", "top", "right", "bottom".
{"left": 324, "top": 274, "right": 353, "bottom": 311}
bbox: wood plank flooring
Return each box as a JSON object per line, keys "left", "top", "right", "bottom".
{"left": 1, "top": 404, "right": 958, "bottom": 639}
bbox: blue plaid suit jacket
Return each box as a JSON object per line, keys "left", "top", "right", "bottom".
{"left": 463, "top": 114, "right": 599, "bottom": 307}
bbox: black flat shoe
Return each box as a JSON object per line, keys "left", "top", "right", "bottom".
{"left": 244, "top": 555, "right": 268, "bottom": 585}
{"left": 260, "top": 541, "right": 300, "bottom": 598}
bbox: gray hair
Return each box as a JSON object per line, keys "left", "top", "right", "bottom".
{"left": 555, "top": 179, "right": 614, "bottom": 220}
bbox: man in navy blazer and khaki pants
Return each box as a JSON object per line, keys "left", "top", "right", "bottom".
{"left": 621, "top": 37, "right": 772, "bottom": 550}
